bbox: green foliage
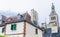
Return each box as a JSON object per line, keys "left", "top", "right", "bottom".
{"left": 35, "top": 35, "right": 38, "bottom": 37}
{"left": 0, "top": 35, "right": 5, "bottom": 37}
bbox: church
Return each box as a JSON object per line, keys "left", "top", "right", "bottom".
{"left": 41, "top": 3, "right": 60, "bottom": 37}
{"left": 0, "top": 9, "right": 43, "bottom": 37}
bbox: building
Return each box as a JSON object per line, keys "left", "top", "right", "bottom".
{"left": 31, "top": 9, "right": 38, "bottom": 25}
{"left": 0, "top": 11, "right": 43, "bottom": 37}
{"left": 0, "top": 15, "right": 7, "bottom": 36}
{"left": 41, "top": 3, "right": 60, "bottom": 37}
{"left": 0, "top": 25, "right": 5, "bottom": 36}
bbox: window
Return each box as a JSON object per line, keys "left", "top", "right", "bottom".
{"left": 8, "top": 18, "right": 12, "bottom": 22}
{"left": 11, "top": 25, "right": 14, "bottom": 30}
{"left": 51, "top": 16, "right": 56, "bottom": 20}
{"left": 11, "top": 23, "right": 16, "bottom": 30}
{"left": 13, "top": 23, "right": 16, "bottom": 30}
{"left": 2, "top": 27, "right": 4, "bottom": 33}
{"left": 35, "top": 29, "right": 38, "bottom": 34}
{"left": 18, "top": 15, "right": 23, "bottom": 19}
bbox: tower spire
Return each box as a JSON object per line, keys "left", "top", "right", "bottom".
{"left": 49, "top": 3, "right": 57, "bottom": 16}
{"left": 49, "top": 3, "right": 59, "bottom": 28}
{"left": 52, "top": 3, "right": 55, "bottom": 10}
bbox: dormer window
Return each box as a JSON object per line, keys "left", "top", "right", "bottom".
{"left": 51, "top": 16, "right": 56, "bottom": 20}
{"left": 18, "top": 15, "right": 23, "bottom": 19}
{"left": 8, "top": 18, "right": 12, "bottom": 22}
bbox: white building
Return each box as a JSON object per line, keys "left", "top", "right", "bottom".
{"left": 0, "top": 15, "right": 7, "bottom": 36}
{"left": 0, "top": 25, "right": 4, "bottom": 36}
{"left": 5, "top": 20, "right": 42, "bottom": 37}
{"left": 0, "top": 10, "right": 43, "bottom": 37}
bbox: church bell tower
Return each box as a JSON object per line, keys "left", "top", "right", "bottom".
{"left": 49, "top": 3, "right": 59, "bottom": 27}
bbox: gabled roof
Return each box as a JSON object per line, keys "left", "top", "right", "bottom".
{"left": 0, "top": 12, "right": 31, "bottom": 27}
{"left": 22, "top": 12, "right": 31, "bottom": 21}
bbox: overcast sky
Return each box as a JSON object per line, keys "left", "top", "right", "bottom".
{"left": 0, "top": 0, "right": 60, "bottom": 26}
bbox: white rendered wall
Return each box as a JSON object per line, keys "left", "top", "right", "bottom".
{"left": 26, "top": 22, "right": 36, "bottom": 37}
{"left": 5, "top": 22, "right": 24, "bottom": 35}
{"left": 38, "top": 29, "right": 42, "bottom": 37}
{"left": 7, "top": 34, "right": 23, "bottom": 37}
{"left": 51, "top": 26, "right": 58, "bottom": 33}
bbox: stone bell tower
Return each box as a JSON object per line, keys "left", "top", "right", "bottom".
{"left": 31, "top": 9, "right": 38, "bottom": 25}
{"left": 49, "top": 3, "right": 59, "bottom": 33}
{"left": 49, "top": 3, "right": 59, "bottom": 27}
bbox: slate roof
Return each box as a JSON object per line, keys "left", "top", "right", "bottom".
{"left": 0, "top": 12, "right": 31, "bottom": 27}
{"left": 49, "top": 3, "right": 58, "bottom": 16}
{"left": 0, "top": 12, "right": 42, "bottom": 30}
{"left": 49, "top": 11, "right": 57, "bottom": 16}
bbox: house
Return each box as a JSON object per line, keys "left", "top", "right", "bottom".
{"left": 5, "top": 20, "right": 42, "bottom": 37}
{"left": 0, "top": 10, "right": 43, "bottom": 37}
{"left": 0, "top": 25, "right": 5, "bottom": 36}
{"left": 0, "top": 15, "right": 7, "bottom": 36}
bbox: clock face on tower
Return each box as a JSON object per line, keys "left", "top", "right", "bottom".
{"left": 50, "top": 22, "right": 57, "bottom": 26}
{"left": 49, "top": 3, "right": 59, "bottom": 27}
{"left": 52, "top": 22, "right": 57, "bottom": 26}
{"left": 50, "top": 15, "right": 58, "bottom": 26}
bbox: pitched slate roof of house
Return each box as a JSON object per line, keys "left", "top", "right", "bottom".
{"left": 0, "top": 12, "right": 42, "bottom": 30}
{"left": 0, "top": 12, "right": 31, "bottom": 23}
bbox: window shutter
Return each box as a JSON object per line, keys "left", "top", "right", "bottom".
{"left": 13, "top": 23, "right": 16, "bottom": 30}
{"left": 2, "top": 28, "right": 4, "bottom": 33}
{"left": 11, "top": 24, "right": 13, "bottom": 30}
